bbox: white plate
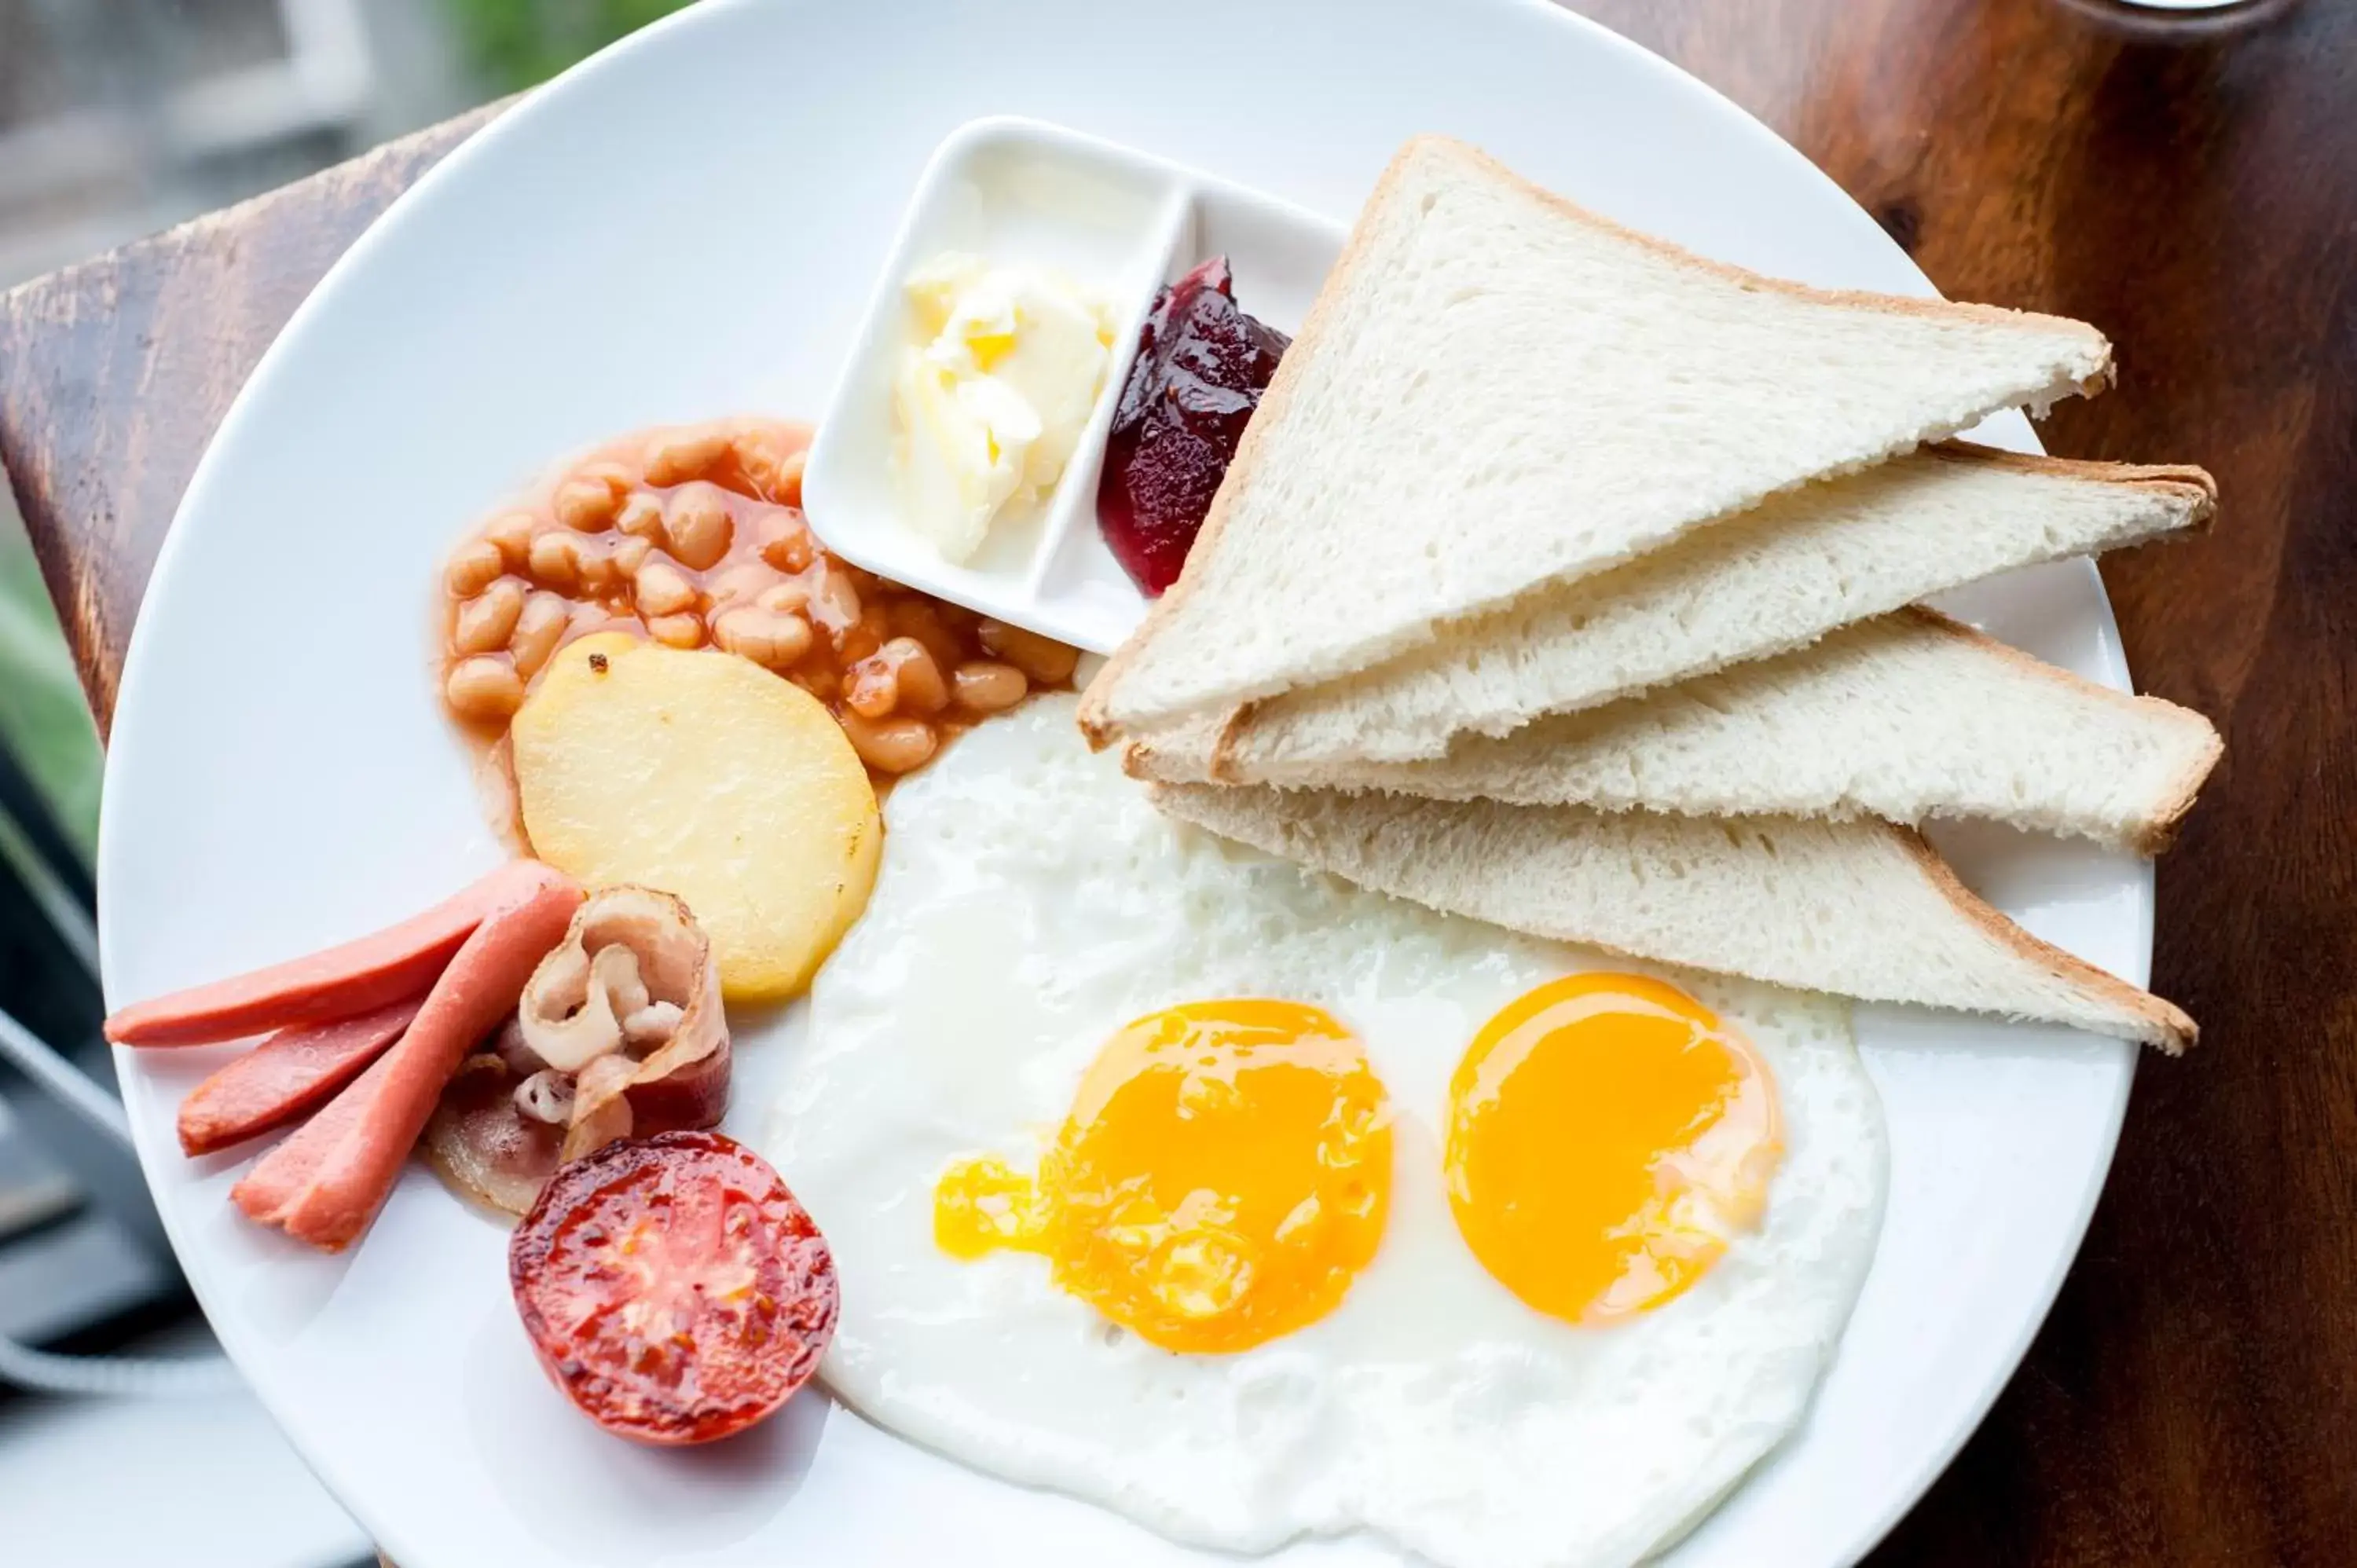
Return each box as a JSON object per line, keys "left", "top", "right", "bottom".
{"left": 802, "top": 115, "right": 1341, "bottom": 653}
{"left": 96, "top": 2, "right": 2143, "bottom": 1566}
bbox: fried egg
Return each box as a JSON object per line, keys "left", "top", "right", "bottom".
{"left": 766, "top": 696, "right": 1887, "bottom": 1568}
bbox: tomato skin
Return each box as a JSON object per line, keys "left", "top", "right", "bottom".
{"left": 510, "top": 1130, "right": 838, "bottom": 1445}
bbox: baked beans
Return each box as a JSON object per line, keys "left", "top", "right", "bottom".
{"left": 452, "top": 578, "right": 524, "bottom": 654}
{"left": 445, "top": 538, "right": 504, "bottom": 598}
{"left": 951, "top": 660, "right": 1028, "bottom": 713}
{"left": 445, "top": 656, "right": 524, "bottom": 723}
{"left": 435, "top": 417, "right": 1077, "bottom": 782}
{"left": 510, "top": 593, "right": 570, "bottom": 681}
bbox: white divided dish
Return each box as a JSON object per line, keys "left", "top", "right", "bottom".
{"left": 803, "top": 116, "right": 1343, "bottom": 654}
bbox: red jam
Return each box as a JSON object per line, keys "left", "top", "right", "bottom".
{"left": 1096, "top": 257, "right": 1290, "bottom": 595}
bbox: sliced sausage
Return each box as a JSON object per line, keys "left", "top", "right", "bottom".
{"left": 177, "top": 998, "right": 424, "bottom": 1157}
{"left": 106, "top": 860, "right": 564, "bottom": 1047}
{"left": 230, "top": 864, "right": 582, "bottom": 1251}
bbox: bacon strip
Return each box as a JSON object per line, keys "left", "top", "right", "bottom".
{"left": 106, "top": 860, "right": 565, "bottom": 1047}
{"left": 176, "top": 998, "right": 425, "bottom": 1157}
{"left": 231, "top": 864, "right": 583, "bottom": 1251}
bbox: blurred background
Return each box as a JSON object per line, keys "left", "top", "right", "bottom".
{"left": 0, "top": 5, "right": 685, "bottom": 1563}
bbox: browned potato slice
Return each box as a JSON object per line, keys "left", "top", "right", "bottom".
{"left": 513, "top": 634, "right": 880, "bottom": 1000}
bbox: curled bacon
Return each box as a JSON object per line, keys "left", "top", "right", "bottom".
{"left": 424, "top": 887, "right": 729, "bottom": 1216}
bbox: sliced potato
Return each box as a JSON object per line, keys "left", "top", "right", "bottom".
{"left": 512, "top": 633, "right": 880, "bottom": 1000}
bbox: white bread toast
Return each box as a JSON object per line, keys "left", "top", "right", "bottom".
{"left": 1193, "top": 445, "right": 2213, "bottom": 770}
{"left": 1127, "top": 606, "right": 2222, "bottom": 855}
{"left": 1149, "top": 782, "right": 2195, "bottom": 1052}
{"left": 1080, "top": 137, "right": 2113, "bottom": 745}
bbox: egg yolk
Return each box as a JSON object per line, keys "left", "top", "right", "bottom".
{"left": 935, "top": 1000, "right": 1392, "bottom": 1354}
{"left": 1446, "top": 973, "right": 1782, "bottom": 1325}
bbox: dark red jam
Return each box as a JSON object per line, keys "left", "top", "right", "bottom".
{"left": 1096, "top": 256, "right": 1290, "bottom": 595}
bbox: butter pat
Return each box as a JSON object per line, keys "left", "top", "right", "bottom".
{"left": 893, "top": 251, "right": 1113, "bottom": 564}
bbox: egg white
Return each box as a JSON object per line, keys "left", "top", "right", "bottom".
{"left": 765, "top": 696, "right": 1888, "bottom": 1568}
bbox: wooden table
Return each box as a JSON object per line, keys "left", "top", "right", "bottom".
{"left": 4, "top": 2, "right": 2350, "bottom": 1562}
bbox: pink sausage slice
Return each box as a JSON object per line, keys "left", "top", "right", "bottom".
{"left": 177, "top": 998, "right": 426, "bottom": 1157}
{"left": 232, "top": 864, "right": 583, "bottom": 1251}
{"left": 107, "top": 860, "right": 565, "bottom": 1048}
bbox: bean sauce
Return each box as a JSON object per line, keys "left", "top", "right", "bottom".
{"left": 436, "top": 418, "right": 1078, "bottom": 786}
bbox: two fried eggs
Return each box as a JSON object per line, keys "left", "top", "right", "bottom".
{"left": 768, "top": 697, "right": 1888, "bottom": 1568}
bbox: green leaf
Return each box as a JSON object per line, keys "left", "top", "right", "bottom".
{"left": 0, "top": 512, "right": 101, "bottom": 860}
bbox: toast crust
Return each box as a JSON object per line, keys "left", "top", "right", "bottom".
{"left": 1076, "top": 136, "right": 2117, "bottom": 749}
{"left": 1889, "top": 825, "right": 2198, "bottom": 1052}
{"left": 1919, "top": 441, "right": 2217, "bottom": 507}
{"left": 1890, "top": 606, "right": 2222, "bottom": 854}
{"left": 1417, "top": 138, "right": 2108, "bottom": 347}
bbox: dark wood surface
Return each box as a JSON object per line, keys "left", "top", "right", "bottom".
{"left": 5, "top": 2, "right": 2353, "bottom": 1562}
{"left": 0, "top": 100, "right": 505, "bottom": 732}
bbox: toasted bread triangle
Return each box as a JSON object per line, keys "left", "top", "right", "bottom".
{"left": 1127, "top": 606, "right": 2221, "bottom": 855}
{"left": 1195, "top": 443, "right": 2213, "bottom": 774}
{"left": 1149, "top": 781, "right": 2194, "bottom": 1052}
